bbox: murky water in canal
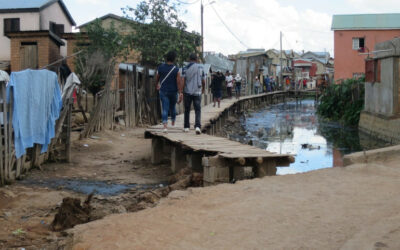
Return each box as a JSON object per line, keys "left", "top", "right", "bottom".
{"left": 229, "top": 99, "right": 392, "bottom": 175}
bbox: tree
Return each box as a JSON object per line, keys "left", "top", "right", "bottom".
{"left": 74, "top": 19, "right": 130, "bottom": 97}
{"left": 122, "top": 0, "right": 200, "bottom": 67}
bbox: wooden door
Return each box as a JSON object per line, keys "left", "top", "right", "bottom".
{"left": 20, "top": 43, "right": 38, "bottom": 70}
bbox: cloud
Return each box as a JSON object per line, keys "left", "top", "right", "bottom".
{"left": 180, "top": 0, "right": 333, "bottom": 56}
{"left": 346, "top": 0, "right": 400, "bottom": 12}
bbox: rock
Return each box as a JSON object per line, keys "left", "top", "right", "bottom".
{"left": 111, "top": 205, "right": 127, "bottom": 214}
{"left": 3, "top": 211, "right": 12, "bottom": 219}
{"left": 73, "top": 112, "right": 90, "bottom": 125}
{"left": 2, "top": 190, "right": 16, "bottom": 198}
{"left": 139, "top": 192, "right": 160, "bottom": 204}
{"left": 170, "top": 175, "right": 192, "bottom": 191}
{"left": 257, "top": 128, "right": 264, "bottom": 137}
{"left": 168, "top": 190, "right": 190, "bottom": 200}
{"left": 226, "top": 117, "right": 237, "bottom": 124}
{"left": 191, "top": 173, "right": 203, "bottom": 187}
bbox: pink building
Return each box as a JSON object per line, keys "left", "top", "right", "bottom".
{"left": 331, "top": 14, "right": 400, "bottom": 81}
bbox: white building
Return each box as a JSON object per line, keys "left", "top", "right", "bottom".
{"left": 0, "top": 0, "right": 75, "bottom": 69}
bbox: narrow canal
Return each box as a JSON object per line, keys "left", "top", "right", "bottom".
{"left": 228, "top": 99, "right": 391, "bottom": 175}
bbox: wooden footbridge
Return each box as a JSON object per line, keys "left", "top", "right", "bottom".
{"left": 145, "top": 91, "right": 312, "bottom": 185}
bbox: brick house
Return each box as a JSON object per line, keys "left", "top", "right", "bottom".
{"left": 332, "top": 13, "right": 400, "bottom": 81}
{"left": 0, "top": 0, "right": 75, "bottom": 71}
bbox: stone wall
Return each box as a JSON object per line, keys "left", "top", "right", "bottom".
{"left": 359, "top": 111, "right": 400, "bottom": 144}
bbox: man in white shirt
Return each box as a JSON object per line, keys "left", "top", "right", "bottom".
{"left": 225, "top": 71, "right": 233, "bottom": 99}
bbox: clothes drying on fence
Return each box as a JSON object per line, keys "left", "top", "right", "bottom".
{"left": 62, "top": 72, "right": 81, "bottom": 99}
{"left": 0, "top": 70, "right": 9, "bottom": 125}
{"left": 0, "top": 70, "right": 9, "bottom": 83}
{"left": 7, "top": 69, "right": 62, "bottom": 158}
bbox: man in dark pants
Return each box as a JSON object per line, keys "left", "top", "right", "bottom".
{"left": 182, "top": 53, "right": 205, "bottom": 134}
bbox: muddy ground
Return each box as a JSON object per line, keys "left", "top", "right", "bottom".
{"left": 0, "top": 127, "right": 173, "bottom": 249}
{"left": 71, "top": 156, "right": 400, "bottom": 250}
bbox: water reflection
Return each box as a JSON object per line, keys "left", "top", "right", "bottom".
{"left": 230, "top": 100, "right": 390, "bottom": 175}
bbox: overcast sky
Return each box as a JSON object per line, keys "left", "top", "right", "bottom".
{"left": 65, "top": 0, "right": 400, "bottom": 56}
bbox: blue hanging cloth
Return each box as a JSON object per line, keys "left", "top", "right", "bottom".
{"left": 7, "top": 69, "right": 62, "bottom": 158}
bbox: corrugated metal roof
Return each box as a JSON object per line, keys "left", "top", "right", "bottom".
{"left": 204, "top": 54, "right": 234, "bottom": 72}
{"left": 332, "top": 13, "right": 400, "bottom": 30}
{"left": 0, "top": 0, "right": 54, "bottom": 9}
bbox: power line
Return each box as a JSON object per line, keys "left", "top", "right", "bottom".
{"left": 209, "top": 4, "right": 249, "bottom": 49}
{"left": 176, "top": 0, "right": 201, "bottom": 5}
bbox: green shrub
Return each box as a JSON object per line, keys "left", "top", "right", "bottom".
{"left": 317, "top": 77, "right": 365, "bottom": 126}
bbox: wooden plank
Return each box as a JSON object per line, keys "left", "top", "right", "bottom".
{"left": 6, "top": 87, "right": 13, "bottom": 180}
{"left": 145, "top": 91, "right": 295, "bottom": 166}
{"left": 65, "top": 102, "right": 72, "bottom": 163}
{"left": 0, "top": 82, "right": 5, "bottom": 185}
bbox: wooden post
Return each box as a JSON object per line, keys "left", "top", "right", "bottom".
{"left": 0, "top": 81, "right": 5, "bottom": 185}
{"left": 32, "top": 144, "right": 42, "bottom": 170}
{"left": 6, "top": 87, "right": 13, "bottom": 180}
{"left": 65, "top": 102, "right": 72, "bottom": 163}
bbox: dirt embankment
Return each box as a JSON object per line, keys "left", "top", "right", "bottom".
{"left": 0, "top": 128, "right": 182, "bottom": 249}
{"left": 70, "top": 156, "right": 400, "bottom": 250}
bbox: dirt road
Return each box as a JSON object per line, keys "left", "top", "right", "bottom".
{"left": 70, "top": 156, "right": 400, "bottom": 250}
{"left": 0, "top": 128, "right": 171, "bottom": 249}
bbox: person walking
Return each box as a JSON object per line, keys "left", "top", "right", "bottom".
{"left": 225, "top": 71, "right": 233, "bottom": 99}
{"left": 182, "top": 53, "right": 205, "bottom": 135}
{"left": 265, "top": 75, "right": 271, "bottom": 92}
{"left": 234, "top": 74, "right": 242, "bottom": 99}
{"left": 254, "top": 76, "right": 261, "bottom": 94}
{"left": 156, "top": 51, "right": 182, "bottom": 133}
{"left": 211, "top": 70, "right": 224, "bottom": 108}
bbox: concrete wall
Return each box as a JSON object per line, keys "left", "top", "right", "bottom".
{"left": 40, "top": 2, "right": 73, "bottom": 31}
{"left": 40, "top": 2, "right": 73, "bottom": 57}
{"left": 360, "top": 38, "right": 400, "bottom": 143}
{"left": 364, "top": 57, "right": 399, "bottom": 116}
{"left": 0, "top": 12, "right": 40, "bottom": 60}
{"left": 334, "top": 29, "right": 400, "bottom": 81}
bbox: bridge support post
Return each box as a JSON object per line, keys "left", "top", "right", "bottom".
{"left": 202, "top": 156, "right": 230, "bottom": 186}
{"left": 171, "top": 146, "right": 186, "bottom": 173}
{"left": 151, "top": 137, "right": 164, "bottom": 165}
{"left": 255, "top": 159, "right": 277, "bottom": 177}
{"left": 187, "top": 153, "right": 203, "bottom": 172}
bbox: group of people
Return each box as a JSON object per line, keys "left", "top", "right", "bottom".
{"left": 156, "top": 51, "right": 247, "bottom": 134}
{"left": 210, "top": 71, "right": 242, "bottom": 108}
{"left": 257, "top": 75, "right": 276, "bottom": 93}
{"left": 156, "top": 51, "right": 205, "bottom": 135}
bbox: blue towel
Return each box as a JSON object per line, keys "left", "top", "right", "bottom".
{"left": 7, "top": 69, "right": 62, "bottom": 158}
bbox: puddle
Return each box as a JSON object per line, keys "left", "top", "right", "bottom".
{"left": 21, "top": 178, "right": 165, "bottom": 196}
{"left": 229, "top": 99, "right": 392, "bottom": 175}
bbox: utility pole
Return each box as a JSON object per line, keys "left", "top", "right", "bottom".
{"left": 201, "top": 0, "right": 204, "bottom": 59}
{"left": 279, "top": 31, "right": 283, "bottom": 89}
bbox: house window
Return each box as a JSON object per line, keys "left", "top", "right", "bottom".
{"left": 352, "top": 37, "right": 365, "bottom": 50}
{"left": 49, "top": 22, "right": 64, "bottom": 36}
{"left": 4, "top": 18, "right": 20, "bottom": 33}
